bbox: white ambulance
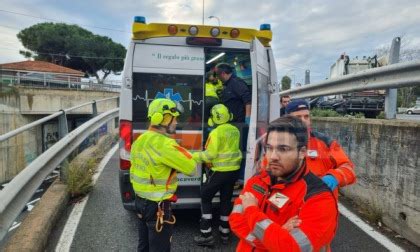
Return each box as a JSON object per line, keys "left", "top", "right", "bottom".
{"left": 119, "top": 16, "right": 279, "bottom": 210}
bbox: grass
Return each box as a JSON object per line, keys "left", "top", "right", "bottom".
{"left": 66, "top": 158, "right": 95, "bottom": 198}
{"left": 65, "top": 133, "right": 117, "bottom": 199}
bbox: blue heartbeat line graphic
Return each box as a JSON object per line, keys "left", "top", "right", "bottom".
{"left": 132, "top": 89, "right": 203, "bottom": 110}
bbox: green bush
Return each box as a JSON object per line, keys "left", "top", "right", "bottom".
{"left": 310, "top": 108, "right": 341, "bottom": 117}
{"left": 376, "top": 111, "right": 385, "bottom": 119}
{"left": 353, "top": 112, "right": 365, "bottom": 118}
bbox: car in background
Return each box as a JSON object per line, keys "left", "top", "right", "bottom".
{"left": 406, "top": 105, "right": 420, "bottom": 115}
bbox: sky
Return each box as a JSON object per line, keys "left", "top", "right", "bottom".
{"left": 1, "top": 0, "right": 420, "bottom": 84}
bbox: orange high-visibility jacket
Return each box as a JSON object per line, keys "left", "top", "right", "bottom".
{"left": 229, "top": 167, "right": 338, "bottom": 252}
{"left": 307, "top": 131, "right": 356, "bottom": 187}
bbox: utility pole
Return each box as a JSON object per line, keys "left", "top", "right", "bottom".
{"left": 202, "top": 0, "right": 205, "bottom": 25}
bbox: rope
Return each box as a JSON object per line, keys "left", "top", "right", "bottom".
{"left": 155, "top": 202, "right": 176, "bottom": 232}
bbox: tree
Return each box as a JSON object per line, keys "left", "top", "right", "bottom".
{"left": 17, "top": 23, "right": 126, "bottom": 83}
{"left": 281, "top": 75, "right": 291, "bottom": 90}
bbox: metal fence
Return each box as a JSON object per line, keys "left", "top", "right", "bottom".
{"left": 1, "top": 73, "right": 121, "bottom": 92}
{"left": 0, "top": 98, "right": 119, "bottom": 241}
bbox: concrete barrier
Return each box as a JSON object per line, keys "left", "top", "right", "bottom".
{"left": 312, "top": 117, "right": 420, "bottom": 247}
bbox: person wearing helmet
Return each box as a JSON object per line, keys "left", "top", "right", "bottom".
{"left": 204, "top": 70, "right": 223, "bottom": 121}
{"left": 193, "top": 104, "right": 242, "bottom": 246}
{"left": 285, "top": 99, "right": 356, "bottom": 195}
{"left": 130, "top": 98, "right": 198, "bottom": 252}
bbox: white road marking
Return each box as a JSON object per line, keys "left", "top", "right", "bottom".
{"left": 8, "top": 222, "right": 21, "bottom": 232}
{"left": 338, "top": 203, "right": 405, "bottom": 252}
{"left": 55, "top": 144, "right": 118, "bottom": 252}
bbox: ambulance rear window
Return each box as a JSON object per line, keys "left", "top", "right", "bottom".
{"left": 132, "top": 73, "right": 204, "bottom": 130}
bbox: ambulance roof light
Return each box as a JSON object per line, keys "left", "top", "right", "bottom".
{"left": 134, "top": 16, "right": 146, "bottom": 24}
{"left": 260, "top": 24, "right": 271, "bottom": 31}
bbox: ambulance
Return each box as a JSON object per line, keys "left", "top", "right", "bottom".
{"left": 119, "top": 16, "right": 280, "bottom": 210}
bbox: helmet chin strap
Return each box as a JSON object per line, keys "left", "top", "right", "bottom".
{"left": 164, "top": 116, "right": 175, "bottom": 134}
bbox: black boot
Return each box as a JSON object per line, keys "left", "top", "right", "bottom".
{"left": 194, "top": 234, "right": 215, "bottom": 246}
{"left": 220, "top": 234, "right": 229, "bottom": 245}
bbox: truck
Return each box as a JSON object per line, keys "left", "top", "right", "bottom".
{"left": 316, "top": 54, "right": 386, "bottom": 118}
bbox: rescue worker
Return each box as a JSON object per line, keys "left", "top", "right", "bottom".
{"left": 229, "top": 116, "right": 338, "bottom": 251}
{"left": 193, "top": 104, "right": 242, "bottom": 246}
{"left": 280, "top": 95, "right": 291, "bottom": 116}
{"left": 204, "top": 70, "right": 223, "bottom": 126}
{"left": 215, "top": 62, "right": 251, "bottom": 187}
{"left": 130, "top": 98, "right": 197, "bottom": 252}
{"left": 215, "top": 63, "right": 251, "bottom": 124}
{"left": 285, "top": 99, "right": 356, "bottom": 194}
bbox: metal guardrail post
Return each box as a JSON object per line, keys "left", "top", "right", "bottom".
{"left": 92, "top": 101, "right": 99, "bottom": 145}
{"left": 58, "top": 110, "right": 69, "bottom": 182}
{"left": 385, "top": 37, "right": 401, "bottom": 119}
{"left": 58, "top": 110, "right": 68, "bottom": 139}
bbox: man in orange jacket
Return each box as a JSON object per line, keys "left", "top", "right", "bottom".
{"left": 229, "top": 116, "right": 338, "bottom": 251}
{"left": 285, "top": 99, "right": 356, "bottom": 193}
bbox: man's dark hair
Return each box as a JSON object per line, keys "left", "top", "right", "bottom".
{"left": 267, "top": 115, "right": 308, "bottom": 149}
{"left": 215, "top": 63, "right": 233, "bottom": 74}
{"left": 280, "top": 95, "right": 290, "bottom": 102}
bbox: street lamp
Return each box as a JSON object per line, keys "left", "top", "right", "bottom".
{"left": 208, "top": 15, "right": 220, "bottom": 26}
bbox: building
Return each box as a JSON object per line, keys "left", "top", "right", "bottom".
{"left": 0, "top": 60, "right": 84, "bottom": 88}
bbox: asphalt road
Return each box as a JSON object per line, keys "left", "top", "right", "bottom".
{"left": 396, "top": 114, "right": 420, "bottom": 121}
{"left": 46, "top": 151, "right": 414, "bottom": 252}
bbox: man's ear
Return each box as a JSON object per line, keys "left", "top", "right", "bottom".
{"left": 298, "top": 146, "right": 307, "bottom": 161}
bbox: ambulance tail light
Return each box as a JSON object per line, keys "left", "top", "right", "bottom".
{"left": 188, "top": 26, "right": 199, "bottom": 35}
{"left": 210, "top": 27, "right": 220, "bottom": 37}
{"left": 119, "top": 120, "right": 132, "bottom": 170}
{"left": 186, "top": 37, "right": 222, "bottom": 46}
{"left": 230, "top": 28, "right": 240, "bottom": 38}
{"left": 168, "top": 25, "right": 178, "bottom": 35}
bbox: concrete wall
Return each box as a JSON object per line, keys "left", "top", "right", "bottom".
{"left": 18, "top": 87, "right": 118, "bottom": 114}
{"left": 0, "top": 87, "right": 119, "bottom": 184}
{"left": 312, "top": 117, "right": 420, "bottom": 247}
{"left": 0, "top": 93, "right": 41, "bottom": 183}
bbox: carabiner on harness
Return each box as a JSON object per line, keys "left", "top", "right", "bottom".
{"left": 155, "top": 201, "right": 176, "bottom": 232}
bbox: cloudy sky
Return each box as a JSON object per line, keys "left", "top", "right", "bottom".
{"left": 1, "top": 0, "right": 419, "bottom": 84}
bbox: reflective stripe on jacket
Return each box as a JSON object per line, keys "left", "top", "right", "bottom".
{"left": 229, "top": 168, "right": 338, "bottom": 252}
{"left": 307, "top": 131, "right": 356, "bottom": 188}
{"left": 130, "top": 130, "right": 197, "bottom": 201}
{"left": 193, "top": 123, "right": 241, "bottom": 172}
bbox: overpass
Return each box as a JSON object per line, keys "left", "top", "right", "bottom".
{"left": 0, "top": 61, "right": 419, "bottom": 251}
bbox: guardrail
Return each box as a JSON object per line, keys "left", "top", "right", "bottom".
{"left": 0, "top": 96, "right": 118, "bottom": 143}
{"left": 0, "top": 108, "right": 119, "bottom": 241}
{"left": 277, "top": 37, "right": 420, "bottom": 119}
{"left": 0, "top": 97, "right": 119, "bottom": 241}
{"left": 277, "top": 60, "right": 420, "bottom": 99}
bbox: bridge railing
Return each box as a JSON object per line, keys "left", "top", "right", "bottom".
{"left": 0, "top": 97, "right": 119, "bottom": 241}
{"left": 1, "top": 73, "right": 121, "bottom": 92}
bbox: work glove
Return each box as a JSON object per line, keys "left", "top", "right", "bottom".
{"left": 322, "top": 175, "right": 338, "bottom": 190}
{"left": 245, "top": 116, "right": 251, "bottom": 125}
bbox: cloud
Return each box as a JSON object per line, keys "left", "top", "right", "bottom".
{"left": 0, "top": 0, "right": 419, "bottom": 83}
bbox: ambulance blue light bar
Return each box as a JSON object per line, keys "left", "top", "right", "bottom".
{"left": 134, "top": 16, "right": 146, "bottom": 24}
{"left": 260, "top": 24, "right": 271, "bottom": 31}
